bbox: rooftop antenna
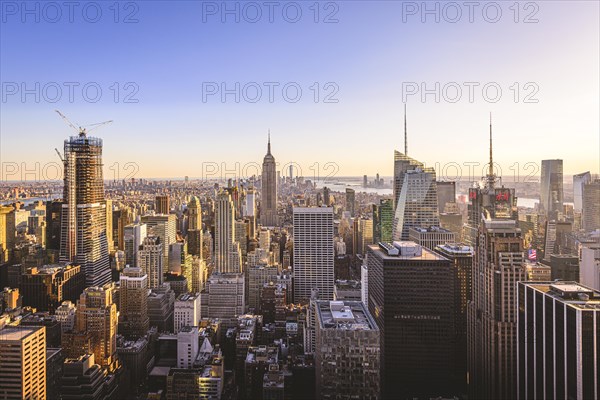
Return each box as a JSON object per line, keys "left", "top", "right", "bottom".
{"left": 486, "top": 113, "right": 496, "bottom": 189}
{"left": 267, "top": 129, "right": 271, "bottom": 154}
{"left": 404, "top": 103, "right": 408, "bottom": 155}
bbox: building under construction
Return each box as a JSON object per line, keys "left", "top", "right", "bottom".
{"left": 59, "top": 134, "right": 111, "bottom": 287}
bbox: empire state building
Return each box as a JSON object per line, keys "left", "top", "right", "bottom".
{"left": 261, "top": 134, "right": 278, "bottom": 227}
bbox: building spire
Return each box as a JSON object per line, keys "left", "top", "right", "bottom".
{"left": 489, "top": 113, "right": 493, "bottom": 177}
{"left": 267, "top": 129, "right": 271, "bottom": 155}
{"left": 404, "top": 103, "right": 408, "bottom": 155}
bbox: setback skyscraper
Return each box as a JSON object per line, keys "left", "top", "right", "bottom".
{"left": 261, "top": 134, "right": 278, "bottom": 227}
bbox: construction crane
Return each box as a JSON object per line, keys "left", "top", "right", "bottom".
{"left": 54, "top": 148, "right": 64, "bottom": 162}
{"left": 55, "top": 110, "right": 113, "bottom": 137}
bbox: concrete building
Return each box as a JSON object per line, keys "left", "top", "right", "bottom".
{"left": 148, "top": 283, "right": 175, "bottom": 333}
{"left": 582, "top": 179, "right": 600, "bottom": 232}
{"left": 409, "top": 226, "right": 455, "bottom": 250}
{"left": 119, "top": 267, "right": 150, "bottom": 338}
{"left": 214, "top": 191, "right": 242, "bottom": 274}
{"left": 201, "top": 273, "right": 245, "bottom": 319}
{"left": 293, "top": 207, "right": 334, "bottom": 302}
{"left": 517, "top": 281, "right": 600, "bottom": 399}
{"left": 0, "top": 325, "right": 46, "bottom": 399}
{"left": 138, "top": 235, "right": 163, "bottom": 289}
{"left": 141, "top": 214, "right": 177, "bottom": 272}
{"left": 174, "top": 293, "right": 200, "bottom": 333}
{"left": 19, "top": 263, "right": 84, "bottom": 313}
{"left": 314, "top": 300, "right": 380, "bottom": 399}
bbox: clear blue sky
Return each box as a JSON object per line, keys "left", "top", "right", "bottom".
{"left": 1, "top": 1, "right": 598, "bottom": 180}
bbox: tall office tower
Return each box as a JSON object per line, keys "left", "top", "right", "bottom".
{"left": 155, "top": 195, "right": 170, "bottom": 214}
{"left": 244, "top": 188, "right": 257, "bottom": 239}
{"left": 517, "top": 281, "right": 600, "bottom": 399}
{"left": 372, "top": 198, "right": 393, "bottom": 244}
{"left": 148, "top": 283, "right": 175, "bottom": 332}
{"left": 138, "top": 235, "right": 163, "bottom": 289}
{"left": 465, "top": 118, "right": 518, "bottom": 246}
{"left": 0, "top": 325, "right": 46, "bottom": 399}
{"left": 124, "top": 223, "right": 147, "bottom": 268}
{"left": 60, "top": 354, "right": 105, "bottom": 400}
{"left": 119, "top": 267, "right": 149, "bottom": 338}
{"left": 105, "top": 199, "right": 114, "bottom": 252}
{"left": 345, "top": 188, "right": 356, "bottom": 217}
{"left": 314, "top": 300, "right": 380, "bottom": 399}
{"left": 235, "top": 220, "right": 248, "bottom": 258}
{"left": 409, "top": 226, "right": 455, "bottom": 250}
{"left": 467, "top": 218, "right": 525, "bottom": 399}
{"left": 540, "top": 159, "right": 564, "bottom": 218}
{"left": 293, "top": 207, "right": 335, "bottom": 302}
{"left": 20, "top": 264, "right": 85, "bottom": 312}
{"left": 248, "top": 265, "right": 279, "bottom": 311}
{"left": 356, "top": 218, "right": 373, "bottom": 255}
{"left": 190, "top": 256, "right": 207, "bottom": 293}
{"left": 116, "top": 206, "right": 134, "bottom": 251}
{"left": 392, "top": 167, "right": 439, "bottom": 241}
{"left": 582, "top": 179, "right": 600, "bottom": 232}
{"left": 187, "top": 196, "right": 202, "bottom": 232}
{"left": 201, "top": 273, "right": 245, "bottom": 319}
{"left": 166, "top": 343, "right": 224, "bottom": 400}
{"left": 187, "top": 229, "right": 203, "bottom": 258}
{"left": 76, "top": 285, "right": 118, "bottom": 370}
{"left": 323, "top": 186, "right": 331, "bottom": 207}
{"left": 261, "top": 135, "right": 278, "bottom": 227}
{"left": 367, "top": 241, "right": 454, "bottom": 398}
{"left": 174, "top": 293, "right": 200, "bottom": 333}
{"left": 392, "top": 151, "right": 424, "bottom": 208}
{"left": 45, "top": 200, "right": 63, "bottom": 252}
{"left": 141, "top": 214, "right": 177, "bottom": 271}
{"left": 59, "top": 133, "right": 111, "bottom": 287}
{"left": 436, "top": 180, "right": 456, "bottom": 212}
{"left": 0, "top": 205, "right": 14, "bottom": 262}
{"left": 214, "top": 191, "right": 242, "bottom": 273}
{"left": 169, "top": 241, "right": 192, "bottom": 275}
{"left": 573, "top": 171, "right": 592, "bottom": 211}
{"left": 434, "top": 243, "right": 473, "bottom": 394}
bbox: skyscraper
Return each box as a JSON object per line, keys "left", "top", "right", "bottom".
{"left": 345, "top": 188, "right": 356, "bottom": 217}
{"left": 214, "top": 191, "right": 241, "bottom": 274}
{"left": 187, "top": 196, "right": 202, "bottom": 232}
{"left": 138, "top": 235, "right": 163, "bottom": 289}
{"left": 464, "top": 117, "right": 517, "bottom": 245}
{"left": 119, "top": 267, "right": 149, "bottom": 338}
{"left": 573, "top": 171, "right": 592, "bottom": 211}
{"left": 517, "top": 281, "right": 600, "bottom": 399}
{"left": 540, "top": 159, "right": 564, "bottom": 218}
{"left": 467, "top": 218, "right": 526, "bottom": 399}
{"left": 293, "top": 207, "right": 334, "bottom": 302}
{"left": 367, "top": 241, "right": 455, "bottom": 399}
{"left": 372, "top": 198, "right": 393, "bottom": 244}
{"left": 59, "top": 133, "right": 111, "bottom": 287}
{"left": 141, "top": 214, "right": 177, "bottom": 272}
{"left": 261, "top": 134, "right": 278, "bottom": 227}
{"left": 155, "top": 194, "right": 170, "bottom": 215}
{"left": 392, "top": 167, "right": 439, "bottom": 241}
{"left": 437, "top": 181, "right": 456, "bottom": 213}
{"left": 0, "top": 325, "right": 47, "bottom": 399}
{"left": 124, "top": 223, "right": 147, "bottom": 268}
{"left": 582, "top": 179, "right": 600, "bottom": 232}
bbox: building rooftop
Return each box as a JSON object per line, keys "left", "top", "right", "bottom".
{"left": 410, "top": 226, "right": 453, "bottom": 234}
{"left": 370, "top": 241, "right": 447, "bottom": 261}
{"left": 524, "top": 281, "right": 600, "bottom": 310}
{"left": 0, "top": 325, "right": 41, "bottom": 342}
{"left": 435, "top": 243, "right": 473, "bottom": 255}
{"left": 315, "top": 300, "right": 378, "bottom": 331}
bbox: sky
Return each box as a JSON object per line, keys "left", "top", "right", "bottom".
{"left": 0, "top": 0, "right": 598, "bottom": 182}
